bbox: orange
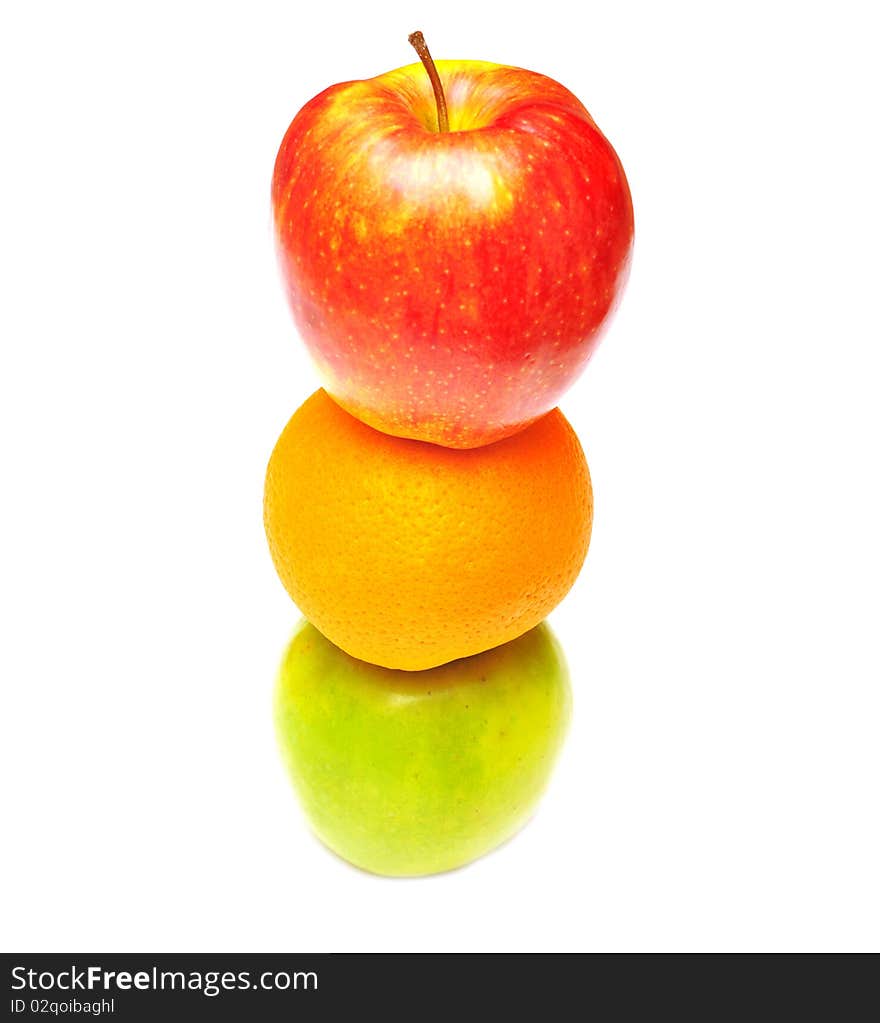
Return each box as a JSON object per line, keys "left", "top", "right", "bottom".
{"left": 264, "top": 390, "right": 592, "bottom": 670}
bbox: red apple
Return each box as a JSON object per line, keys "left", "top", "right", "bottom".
{"left": 272, "top": 34, "right": 633, "bottom": 448}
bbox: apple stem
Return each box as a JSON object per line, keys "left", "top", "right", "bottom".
{"left": 408, "top": 31, "right": 449, "bottom": 133}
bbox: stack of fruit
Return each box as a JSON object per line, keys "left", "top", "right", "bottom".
{"left": 264, "top": 34, "right": 633, "bottom": 876}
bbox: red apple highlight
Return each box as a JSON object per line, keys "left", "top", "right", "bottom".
{"left": 272, "top": 37, "right": 633, "bottom": 447}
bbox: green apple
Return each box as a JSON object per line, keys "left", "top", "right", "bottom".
{"left": 274, "top": 620, "right": 572, "bottom": 876}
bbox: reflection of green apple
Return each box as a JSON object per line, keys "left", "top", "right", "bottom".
{"left": 275, "top": 620, "right": 572, "bottom": 877}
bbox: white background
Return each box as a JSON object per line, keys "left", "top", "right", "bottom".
{"left": 2, "top": 1, "right": 878, "bottom": 953}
